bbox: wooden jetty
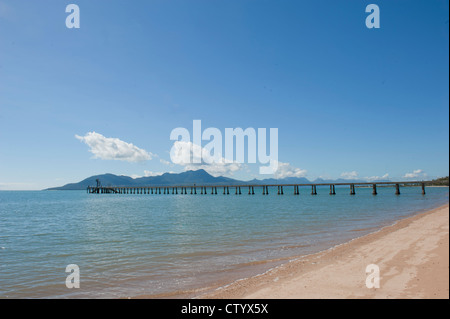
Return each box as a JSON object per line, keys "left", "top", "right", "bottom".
{"left": 87, "top": 181, "right": 428, "bottom": 196}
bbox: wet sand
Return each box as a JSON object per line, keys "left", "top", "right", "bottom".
{"left": 199, "top": 204, "right": 449, "bottom": 299}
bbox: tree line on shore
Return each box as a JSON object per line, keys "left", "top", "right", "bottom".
{"left": 426, "top": 176, "right": 449, "bottom": 186}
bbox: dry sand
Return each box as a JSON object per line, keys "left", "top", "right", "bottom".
{"left": 201, "top": 204, "right": 449, "bottom": 299}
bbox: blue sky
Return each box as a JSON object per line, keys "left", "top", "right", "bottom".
{"left": 0, "top": 0, "right": 448, "bottom": 189}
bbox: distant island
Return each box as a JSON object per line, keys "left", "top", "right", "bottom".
{"left": 47, "top": 169, "right": 393, "bottom": 191}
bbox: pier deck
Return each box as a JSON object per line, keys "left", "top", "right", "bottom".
{"left": 87, "top": 181, "right": 428, "bottom": 195}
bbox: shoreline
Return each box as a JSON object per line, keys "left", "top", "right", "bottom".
{"left": 200, "top": 203, "right": 449, "bottom": 299}
{"left": 135, "top": 202, "right": 449, "bottom": 299}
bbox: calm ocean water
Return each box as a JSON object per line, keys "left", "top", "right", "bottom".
{"left": 0, "top": 186, "right": 448, "bottom": 298}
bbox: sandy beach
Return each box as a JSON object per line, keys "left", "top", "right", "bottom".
{"left": 199, "top": 203, "right": 449, "bottom": 299}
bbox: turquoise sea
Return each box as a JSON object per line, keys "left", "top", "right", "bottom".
{"left": 0, "top": 186, "right": 448, "bottom": 298}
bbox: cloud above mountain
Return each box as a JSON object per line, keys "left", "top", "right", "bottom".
{"left": 273, "top": 161, "right": 307, "bottom": 179}
{"left": 169, "top": 141, "right": 242, "bottom": 177}
{"left": 75, "top": 132, "right": 153, "bottom": 162}
{"left": 340, "top": 171, "right": 359, "bottom": 179}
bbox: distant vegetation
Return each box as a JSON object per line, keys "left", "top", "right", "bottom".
{"left": 426, "top": 176, "right": 449, "bottom": 186}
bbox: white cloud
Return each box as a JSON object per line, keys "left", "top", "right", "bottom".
{"left": 159, "top": 158, "right": 171, "bottom": 165}
{"left": 366, "top": 173, "right": 390, "bottom": 181}
{"left": 403, "top": 169, "right": 427, "bottom": 179}
{"left": 169, "top": 141, "right": 243, "bottom": 177}
{"left": 340, "top": 171, "right": 359, "bottom": 179}
{"left": 130, "top": 170, "right": 175, "bottom": 179}
{"left": 144, "top": 170, "right": 173, "bottom": 177}
{"left": 75, "top": 132, "right": 153, "bottom": 162}
{"left": 273, "top": 161, "right": 307, "bottom": 179}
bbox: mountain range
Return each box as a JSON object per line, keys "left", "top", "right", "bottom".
{"left": 47, "top": 169, "right": 390, "bottom": 190}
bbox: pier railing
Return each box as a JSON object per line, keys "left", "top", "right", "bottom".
{"left": 87, "top": 181, "right": 428, "bottom": 195}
